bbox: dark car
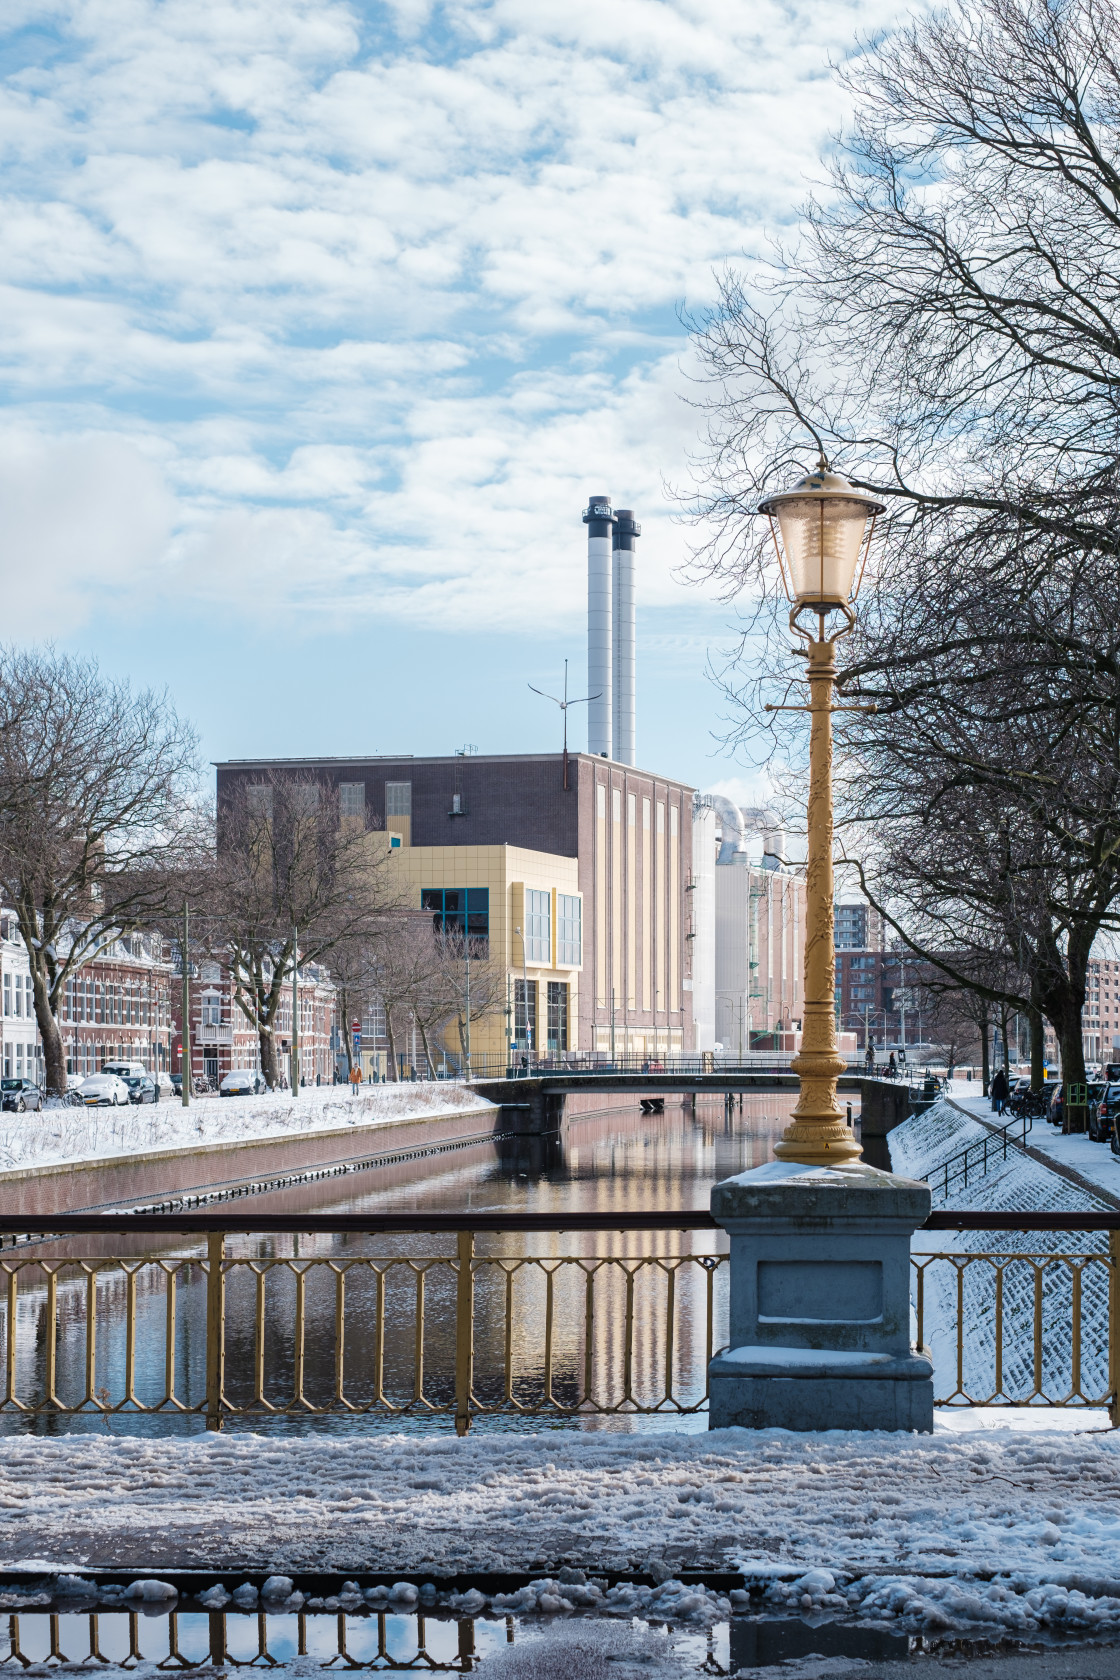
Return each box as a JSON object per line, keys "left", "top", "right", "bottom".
{"left": 1092, "top": 1081, "right": 1120, "bottom": 1143}
{"left": 122, "top": 1075, "right": 158, "bottom": 1105}
{"left": 170, "top": 1073, "right": 183, "bottom": 1095}
{"left": 0, "top": 1078, "right": 43, "bottom": 1113}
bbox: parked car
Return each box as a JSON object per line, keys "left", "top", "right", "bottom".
{"left": 0, "top": 1078, "right": 43, "bottom": 1113}
{"left": 1092, "top": 1082, "right": 1120, "bottom": 1143}
{"left": 219, "top": 1069, "right": 266, "bottom": 1097}
{"left": 170, "top": 1073, "right": 182, "bottom": 1095}
{"left": 78, "top": 1073, "right": 129, "bottom": 1107}
{"left": 122, "top": 1074, "right": 158, "bottom": 1105}
{"left": 101, "top": 1061, "right": 147, "bottom": 1080}
{"left": 153, "top": 1072, "right": 173, "bottom": 1094}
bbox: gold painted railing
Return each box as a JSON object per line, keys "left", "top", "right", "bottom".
{"left": 1, "top": 1608, "right": 489, "bottom": 1672}
{"left": 0, "top": 1212, "right": 1115, "bottom": 1430}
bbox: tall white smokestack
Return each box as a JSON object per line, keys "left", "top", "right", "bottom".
{"left": 584, "top": 494, "right": 615, "bottom": 757}
{"left": 612, "top": 509, "right": 639, "bottom": 766}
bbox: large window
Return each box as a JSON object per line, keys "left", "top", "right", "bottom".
{"left": 557, "top": 895, "right": 582, "bottom": 966}
{"left": 386, "top": 782, "right": 412, "bottom": 817}
{"left": 421, "top": 888, "right": 489, "bottom": 944}
{"left": 513, "top": 979, "right": 537, "bottom": 1049}
{"left": 525, "top": 889, "right": 551, "bottom": 964}
{"left": 340, "top": 782, "right": 365, "bottom": 818}
{"left": 547, "top": 981, "right": 568, "bottom": 1051}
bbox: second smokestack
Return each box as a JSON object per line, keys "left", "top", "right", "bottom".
{"left": 612, "top": 510, "right": 639, "bottom": 766}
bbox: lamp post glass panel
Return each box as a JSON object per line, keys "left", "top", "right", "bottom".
{"left": 760, "top": 460, "right": 885, "bottom": 1164}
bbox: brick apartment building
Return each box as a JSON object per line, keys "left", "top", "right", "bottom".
{"left": 171, "top": 955, "right": 337, "bottom": 1088}
{"left": 215, "top": 752, "right": 696, "bottom": 1061}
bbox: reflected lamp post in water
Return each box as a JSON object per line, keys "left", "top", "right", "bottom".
{"left": 758, "top": 459, "right": 884, "bottom": 1166}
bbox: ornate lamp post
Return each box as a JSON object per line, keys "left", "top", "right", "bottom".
{"left": 759, "top": 460, "right": 884, "bottom": 1165}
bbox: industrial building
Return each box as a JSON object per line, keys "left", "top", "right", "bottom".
{"left": 215, "top": 751, "right": 696, "bottom": 1063}
{"left": 707, "top": 797, "right": 807, "bottom": 1053}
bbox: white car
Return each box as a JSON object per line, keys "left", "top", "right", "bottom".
{"left": 219, "top": 1070, "right": 265, "bottom": 1097}
{"left": 79, "top": 1074, "right": 130, "bottom": 1107}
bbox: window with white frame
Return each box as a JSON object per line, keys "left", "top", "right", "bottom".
{"left": 557, "top": 895, "right": 582, "bottom": 967}
{"left": 525, "top": 889, "right": 551, "bottom": 964}
{"left": 3, "top": 974, "right": 10, "bottom": 1017}
{"left": 201, "top": 993, "right": 222, "bottom": 1027}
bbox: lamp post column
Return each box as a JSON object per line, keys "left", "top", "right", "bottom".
{"left": 775, "top": 632, "right": 860, "bottom": 1164}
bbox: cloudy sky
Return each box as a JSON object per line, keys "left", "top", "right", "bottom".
{"left": 0, "top": 0, "right": 907, "bottom": 793}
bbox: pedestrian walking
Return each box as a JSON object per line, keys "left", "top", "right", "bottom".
{"left": 887, "top": 1051, "right": 898, "bottom": 1079}
{"left": 864, "top": 1044, "right": 875, "bottom": 1075}
{"left": 990, "top": 1065, "right": 1009, "bottom": 1115}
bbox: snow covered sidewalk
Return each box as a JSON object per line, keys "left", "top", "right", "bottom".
{"left": 2, "top": 1420, "right": 1119, "bottom": 1616}
{"left": 0, "top": 1084, "right": 493, "bottom": 1174}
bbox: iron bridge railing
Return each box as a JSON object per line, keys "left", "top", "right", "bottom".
{"left": 0, "top": 1212, "right": 1114, "bottom": 1431}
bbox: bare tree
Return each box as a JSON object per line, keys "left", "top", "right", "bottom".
{"left": 0, "top": 649, "right": 200, "bottom": 1095}
{"left": 210, "top": 774, "right": 400, "bottom": 1088}
{"left": 681, "top": 0, "right": 1120, "bottom": 1096}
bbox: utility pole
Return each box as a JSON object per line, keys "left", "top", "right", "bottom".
{"left": 181, "top": 901, "right": 191, "bottom": 1109}
{"left": 290, "top": 926, "right": 300, "bottom": 1094}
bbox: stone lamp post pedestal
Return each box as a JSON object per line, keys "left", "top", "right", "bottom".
{"left": 708, "top": 1159, "right": 934, "bottom": 1433}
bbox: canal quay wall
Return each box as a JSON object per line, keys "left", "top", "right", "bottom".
{"left": 0, "top": 1086, "right": 498, "bottom": 1220}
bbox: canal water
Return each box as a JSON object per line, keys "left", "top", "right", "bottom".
{"left": 2, "top": 1092, "right": 805, "bottom": 1438}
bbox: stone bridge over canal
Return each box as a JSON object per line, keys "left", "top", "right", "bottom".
{"left": 470, "top": 1070, "right": 928, "bottom": 1164}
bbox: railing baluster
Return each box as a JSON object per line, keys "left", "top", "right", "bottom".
{"left": 205, "top": 1232, "right": 225, "bottom": 1431}
{"left": 124, "top": 1268, "right": 137, "bottom": 1407}
{"left": 454, "top": 1231, "right": 474, "bottom": 1436}
{"left": 994, "top": 1265, "right": 1004, "bottom": 1398}
{"left": 623, "top": 1266, "right": 636, "bottom": 1407}
{"left": 334, "top": 1266, "right": 346, "bottom": 1407}
{"left": 542, "top": 1266, "right": 555, "bottom": 1408}
{"left": 1110, "top": 1231, "right": 1120, "bottom": 1428}
{"left": 1071, "top": 1262, "right": 1082, "bottom": 1401}
{"left": 414, "top": 1269, "right": 426, "bottom": 1405}
{"left": 254, "top": 1268, "right": 266, "bottom": 1405}
{"left": 85, "top": 1267, "right": 97, "bottom": 1409}
{"left": 505, "top": 1266, "right": 516, "bottom": 1404}
{"left": 4, "top": 1268, "right": 17, "bottom": 1408}
{"left": 1033, "top": 1262, "right": 1045, "bottom": 1400}
{"left": 44, "top": 1268, "right": 58, "bottom": 1410}
{"left": 161, "top": 1265, "right": 176, "bottom": 1408}
{"left": 583, "top": 1265, "right": 595, "bottom": 1406}
{"left": 373, "top": 1266, "right": 385, "bottom": 1407}
{"left": 293, "top": 1267, "right": 307, "bottom": 1408}
{"left": 663, "top": 1265, "right": 676, "bottom": 1405}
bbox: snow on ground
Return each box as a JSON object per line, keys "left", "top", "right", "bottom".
{"left": 951, "top": 1089, "right": 1120, "bottom": 1204}
{"left": 0, "top": 1085, "right": 494, "bottom": 1173}
{"left": 890, "top": 1099, "right": 1112, "bottom": 1403}
{"left": 0, "top": 1422, "right": 1119, "bottom": 1644}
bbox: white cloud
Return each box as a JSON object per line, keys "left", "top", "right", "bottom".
{"left": 0, "top": 0, "right": 912, "bottom": 635}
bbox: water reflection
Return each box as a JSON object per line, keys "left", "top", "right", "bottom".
{"left": 0, "top": 1095, "right": 797, "bottom": 1438}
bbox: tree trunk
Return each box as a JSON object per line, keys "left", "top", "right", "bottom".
{"left": 980, "top": 1012, "right": 990, "bottom": 1096}
{"left": 416, "top": 1018, "right": 437, "bottom": 1079}
{"left": 31, "top": 974, "right": 66, "bottom": 1097}
{"left": 258, "top": 1025, "right": 279, "bottom": 1088}
{"left": 384, "top": 1008, "right": 399, "bottom": 1081}
{"left": 1029, "top": 1007, "right": 1045, "bottom": 1090}
{"left": 338, "top": 986, "right": 354, "bottom": 1079}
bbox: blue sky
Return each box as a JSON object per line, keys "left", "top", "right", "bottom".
{"left": 0, "top": 0, "right": 906, "bottom": 797}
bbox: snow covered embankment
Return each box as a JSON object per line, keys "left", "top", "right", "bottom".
{"left": 0, "top": 1083, "right": 494, "bottom": 1174}
{"left": 890, "top": 1097, "right": 1112, "bottom": 1404}
{"left": 4, "top": 1426, "right": 1120, "bottom": 1641}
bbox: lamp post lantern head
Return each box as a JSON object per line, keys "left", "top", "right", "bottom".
{"left": 759, "top": 459, "right": 885, "bottom": 611}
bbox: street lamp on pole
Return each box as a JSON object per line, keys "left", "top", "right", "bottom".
{"left": 760, "top": 457, "right": 885, "bottom": 1165}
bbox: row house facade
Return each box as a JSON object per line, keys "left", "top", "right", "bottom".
{"left": 0, "top": 915, "right": 175, "bottom": 1081}
{"left": 171, "top": 957, "right": 338, "bottom": 1089}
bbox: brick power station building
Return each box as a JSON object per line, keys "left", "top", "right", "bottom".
{"left": 216, "top": 751, "right": 697, "bottom": 1064}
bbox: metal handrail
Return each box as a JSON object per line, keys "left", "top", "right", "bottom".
{"left": 934, "top": 1111, "right": 1032, "bottom": 1199}
{"left": 0, "top": 1208, "right": 1118, "bottom": 1235}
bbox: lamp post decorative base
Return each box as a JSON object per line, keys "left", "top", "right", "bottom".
{"left": 707, "top": 1159, "right": 934, "bottom": 1434}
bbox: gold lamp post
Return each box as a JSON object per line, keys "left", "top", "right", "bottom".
{"left": 759, "top": 458, "right": 885, "bottom": 1164}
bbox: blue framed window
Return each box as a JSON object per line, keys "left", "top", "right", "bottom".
{"left": 421, "top": 888, "right": 489, "bottom": 944}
